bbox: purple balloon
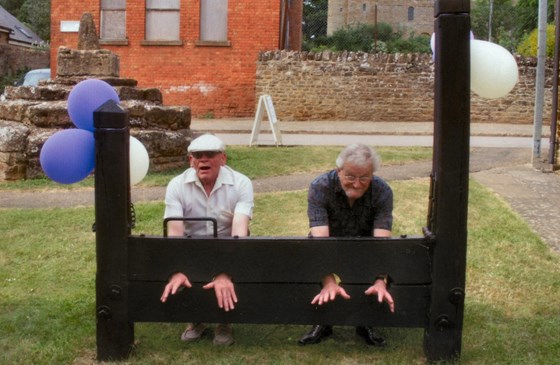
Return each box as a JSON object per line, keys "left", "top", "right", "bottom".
{"left": 67, "top": 79, "right": 120, "bottom": 131}
{"left": 40, "top": 129, "right": 95, "bottom": 184}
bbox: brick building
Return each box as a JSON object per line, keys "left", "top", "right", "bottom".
{"left": 327, "top": 0, "right": 433, "bottom": 36}
{"left": 50, "top": 0, "right": 301, "bottom": 118}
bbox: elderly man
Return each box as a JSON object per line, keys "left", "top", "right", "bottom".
{"left": 159, "top": 134, "right": 254, "bottom": 346}
{"left": 298, "top": 143, "right": 395, "bottom": 347}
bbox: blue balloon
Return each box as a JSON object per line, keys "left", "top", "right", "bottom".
{"left": 67, "top": 79, "right": 120, "bottom": 131}
{"left": 39, "top": 129, "right": 95, "bottom": 184}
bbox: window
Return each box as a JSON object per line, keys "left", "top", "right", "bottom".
{"left": 408, "top": 7, "right": 414, "bottom": 21}
{"left": 145, "top": 0, "right": 180, "bottom": 42}
{"left": 199, "top": 0, "right": 229, "bottom": 45}
{"left": 100, "top": 0, "right": 126, "bottom": 40}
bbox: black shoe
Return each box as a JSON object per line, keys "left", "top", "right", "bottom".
{"left": 356, "top": 326, "right": 387, "bottom": 347}
{"left": 298, "top": 325, "right": 333, "bottom": 345}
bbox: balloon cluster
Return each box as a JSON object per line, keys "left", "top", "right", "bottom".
{"left": 40, "top": 79, "right": 150, "bottom": 185}
{"left": 430, "top": 33, "right": 519, "bottom": 99}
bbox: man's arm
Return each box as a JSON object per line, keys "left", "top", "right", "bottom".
{"left": 201, "top": 211, "right": 250, "bottom": 311}
{"left": 373, "top": 228, "right": 391, "bottom": 237}
{"left": 167, "top": 220, "right": 184, "bottom": 237}
{"left": 231, "top": 213, "right": 250, "bottom": 237}
{"left": 365, "top": 227, "right": 394, "bottom": 312}
{"left": 309, "top": 225, "right": 329, "bottom": 237}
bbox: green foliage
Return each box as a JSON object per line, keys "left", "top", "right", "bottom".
{"left": 0, "top": 0, "right": 26, "bottom": 14}
{"left": 303, "top": 0, "right": 328, "bottom": 41}
{"left": 471, "top": 0, "right": 516, "bottom": 45}
{"left": 385, "top": 33, "right": 431, "bottom": 54}
{"left": 0, "top": 68, "right": 26, "bottom": 94}
{"left": 517, "top": 24, "right": 556, "bottom": 57}
{"left": 304, "top": 22, "right": 431, "bottom": 54}
{"left": 328, "top": 23, "right": 379, "bottom": 52}
{"left": 0, "top": 0, "right": 50, "bottom": 40}
{"left": 18, "top": 0, "right": 50, "bottom": 40}
{"left": 515, "top": 0, "right": 555, "bottom": 33}
{"left": 470, "top": 0, "right": 557, "bottom": 52}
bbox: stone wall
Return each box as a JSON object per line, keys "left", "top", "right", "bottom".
{"left": 0, "top": 48, "right": 191, "bottom": 181}
{"left": 0, "top": 44, "right": 50, "bottom": 76}
{"left": 256, "top": 51, "right": 553, "bottom": 125}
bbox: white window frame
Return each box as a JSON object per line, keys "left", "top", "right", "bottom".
{"left": 198, "top": 0, "right": 230, "bottom": 46}
{"left": 144, "top": 0, "right": 182, "bottom": 45}
{"left": 100, "top": 0, "right": 127, "bottom": 43}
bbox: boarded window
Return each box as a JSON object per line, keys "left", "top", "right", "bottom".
{"left": 200, "top": 0, "right": 228, "bottom": 42}
{"left": 146, "top": 0, "right": 180, "bottom": 41}
{"left": 408, "top": 7, "right": 414, "bottom": 21}
{"left": 101, "top": 0, "right": 126, "bottom": 39}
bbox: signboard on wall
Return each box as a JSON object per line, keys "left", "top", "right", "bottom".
{"left": 60, "top": 21, "right": 80, "bottom": 32}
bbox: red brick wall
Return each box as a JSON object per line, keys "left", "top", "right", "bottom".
{"left": 50, "top": 0, "right": 281, "bottom": 118}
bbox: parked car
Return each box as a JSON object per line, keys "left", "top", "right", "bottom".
{"left": 14, "top": 68, "right": 51, "bottom": 86}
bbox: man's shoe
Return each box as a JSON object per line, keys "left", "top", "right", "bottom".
{"left": 213, "top": 323, "right": 235, "bottom": 346}
{"left": 355, "top": 326, "right": 387, "bottom": 347}
{"left": 298, "top": 325, "right": 333, "bottom": 345}
{"left": 181, "top": 323, "right": 206, "bottom": 342}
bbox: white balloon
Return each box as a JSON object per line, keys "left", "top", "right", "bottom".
{"left": 430, "top": 32, "right": 435, "bottom": 55}
{"left": 129, "top": 136, "right": 150, "bottom": 185}
{"left": 470, "top": 40, "right": 518, "bottom": 99}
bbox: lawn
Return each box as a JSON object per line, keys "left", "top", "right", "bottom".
{"left": 1, "top": 146, "right": 559, "bottom": 364}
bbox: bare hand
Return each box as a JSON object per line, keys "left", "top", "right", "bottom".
{"left": 160, "top": 272, "right": 192, "bottom": 303}
{"left": 364, "top": 279, "right": 395, "bottom": 312}
{"left": 311, "top": 282, "right": 351, "bottom": 305}
{"left": 203, "top": 273, "right": 238, "bottom": 311}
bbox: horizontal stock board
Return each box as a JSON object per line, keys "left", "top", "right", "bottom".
{"left": 127, "top": 235, "right": 431, "bottom": 284}
{"left": 129, "top": 282, "right": 429, "bottom": 327}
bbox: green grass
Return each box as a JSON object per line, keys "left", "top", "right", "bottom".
{"left": 0, "top": 146, "right": 432, "bottom": 190}
{"left": 1, "top": 178, "right": 559, "bottom": 364}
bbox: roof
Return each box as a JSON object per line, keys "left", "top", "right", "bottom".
{"left": 0, "top": 5, "right": 44, "bottom": 47}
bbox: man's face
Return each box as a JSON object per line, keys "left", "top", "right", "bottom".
{"left": 189, "top": 151, "right": 226, "bottom": 184}
{"left": 337, "top": 163, "right": 373, "bottom": 201}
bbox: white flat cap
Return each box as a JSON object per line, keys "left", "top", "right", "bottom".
{"left": 188, "top": 134, "right": 226, "bottom": 153}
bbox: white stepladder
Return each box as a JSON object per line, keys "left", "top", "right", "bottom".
{"left": 250, "top": 95, "right": 283, "bottom": 146}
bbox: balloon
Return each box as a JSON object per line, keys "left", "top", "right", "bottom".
{"left": 67, "top": 79, "right": 120, "bottom": 131}
{"left": 430, "top": 33, "right": 435, "bottom": 55}
{"left": 130, "top": 136, "right": 150, "bottom": 185}
{"left": 471, "top": 40, "right": 518, "bottom": 99}
{"left": 40, "top": 129, "right": 95, "bottom": 184}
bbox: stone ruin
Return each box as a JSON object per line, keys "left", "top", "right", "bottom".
{"left": 0, "top": 13, "right": 191, "bottom": 181}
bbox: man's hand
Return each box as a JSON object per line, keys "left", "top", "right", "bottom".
{"left": 203, "top": 273, "right": 238, "bottom": 312}
{"left": 160, "top": 272, "right": 192, "bottom": 303}
{"left": 311, "top": 282, "right": 351, "bottom": 305}
{"left": 364, "top": 279, "right": 395, "bottom": 313}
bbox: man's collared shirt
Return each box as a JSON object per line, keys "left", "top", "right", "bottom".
{"left": 308, "top": 169, "right": 393, "bottom": 237}
{"left": 164, "top": 165, "right": 254, "bottom": 237}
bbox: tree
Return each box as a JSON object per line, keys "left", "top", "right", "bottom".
{"left": 515, "top": 0, "right": 555, "bottom": 38}
{"left": 471, "top": 0, "right": 516, "bottom": 49}
{"left": 303, "top": 0, "right": 328, "bottom": 40}
{"left": 0, "top": 0, "right": 50, "bottom": 41}
{"left": 18, "top": 0, "right": 50, "bottom": 40}
{"left": 0, "top": 0, "right": 26, "bottom": 15}
{"left": 517, "top": 23, "right": 556, "bottom": 57}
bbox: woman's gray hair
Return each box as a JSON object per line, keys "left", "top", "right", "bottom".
{"left": 335, "top": 144, "right": 381, "bottom": 172}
